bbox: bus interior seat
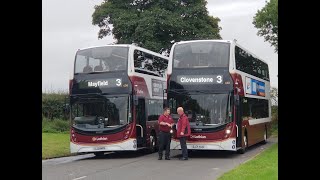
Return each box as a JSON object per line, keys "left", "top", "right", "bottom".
{"left": 94, "top": 65, "right": 103, "bottom": 72}
{"left": 178, "top": 54, "right": 195, "bottom": 68}
{"left": 83, "top": 65, "right": 93, "bottom": 73}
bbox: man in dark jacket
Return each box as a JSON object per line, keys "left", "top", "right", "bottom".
{"left": 158, "top": 107, "right": 174, "bottom": 160}
{"left": 176, "top": 107, "right": 191, "bottom": 160}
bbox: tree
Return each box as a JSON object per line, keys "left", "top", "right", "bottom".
{"left": 92, "top": 0, "right": 221, "bottom": 54}
{"left": 270, "top": 87, "right": 278, "bottom": 132}
{"left": 270, "top": 87, "right": 278, "bottom": 106}
{"left": 253, "top": 0, "right": 278, "bottom": 53}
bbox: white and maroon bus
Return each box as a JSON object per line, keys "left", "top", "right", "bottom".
{"left": 69, "top": 44, "right": 168, "bottom": 156}
{"left": 167, "top": 40, "right": 271, "bottom": 153}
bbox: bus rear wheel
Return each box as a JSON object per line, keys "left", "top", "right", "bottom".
{"left": 262, "top": 128, "right": 267, "bottom": 144}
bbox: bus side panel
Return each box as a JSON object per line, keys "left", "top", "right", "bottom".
{"left": 245, "top": 124, "right": 256, "bottom": 147}
{"left": 244, "top": 122, "right": 268, "bottom": 147}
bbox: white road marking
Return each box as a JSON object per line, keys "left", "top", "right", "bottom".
{"left": 72, "top": 176, "right": 87, "bottom": 180}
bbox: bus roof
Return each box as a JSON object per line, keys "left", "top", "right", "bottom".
{"left": 77, "top": 44, "right": 132, "bottom": 51}
{"left": 77, "top": 44, "right": 169, "bottom": 60}
{"left": 174, "top": 39, "right": 233, "bottom": 45}
{"left": 173, "top": 39, "right": 268, "bottom": 64}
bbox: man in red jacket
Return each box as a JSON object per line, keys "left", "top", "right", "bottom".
{"left": 176, "top": 107, "right": 191, "bottom": 160}
{"left": 158, "top": 107, "right": 174, "bottom": 160}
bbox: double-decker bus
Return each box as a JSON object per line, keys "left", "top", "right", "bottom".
{"left": 69, "top": 44, "right": 168, "bottom": 156}
{"left": 167, "top": 40, "right": 271, "bottom": 153}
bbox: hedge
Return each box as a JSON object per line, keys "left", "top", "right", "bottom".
{"left": 42, "top": 93, "right": 69, "bottom": 120}
{"left": 42, "top": 118, "right": 70, "bottom": 133}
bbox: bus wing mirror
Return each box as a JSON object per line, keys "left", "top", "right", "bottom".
{"left": 234, "top": 95, "right": 240, "bottom": 106}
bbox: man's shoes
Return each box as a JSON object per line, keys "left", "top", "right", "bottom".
{"left": 179, "top": 157, "right": 188, "bottom": 160}
{"left": 158, "top": 156, "right": 162, "bottom": 160}
{"left": 165, "top": 157, "right": 171, "bottom": 160}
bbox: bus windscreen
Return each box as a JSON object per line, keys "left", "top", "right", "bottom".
{"left": 170, "top": 93, "right": 232, "bottom": 126}
{"left": 71, "top": 95, "right": 130, "bottom": 129}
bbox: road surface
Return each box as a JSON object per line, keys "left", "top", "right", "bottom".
{"left": 42, "top": 137, "right": 277, "bottom": 180}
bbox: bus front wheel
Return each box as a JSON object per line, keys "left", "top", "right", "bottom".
{"left": 238, "top": 133, "right": 248, "bottom": 154}
{"left": 147, "top": 134, "right": 157, "bottom": 153}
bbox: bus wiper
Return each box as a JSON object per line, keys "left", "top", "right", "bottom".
{"left": 71, "top": 93, "right": 104, "bottom": 98}
{"left": 204, "top": 124, "right": 218, "bottom": 126}
{"left": 194, "top": 90, "right": 227, "bottom": 94}
{"left": 194, "top": 90, "right": 210, "bottom": 94}
{"left": 204, "top": 122, "right": 228, "bottom": 126}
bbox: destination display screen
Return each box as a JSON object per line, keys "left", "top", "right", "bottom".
{"left": 79, "top": 78, "right": 123, "bottom": 89}
{"left": 177, "top": 75, "right": 223, "bottom": 84}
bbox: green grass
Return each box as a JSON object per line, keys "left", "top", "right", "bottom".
{"left": 218, "top": 143, "right": 278, "bottom": 180}
{"left": 42, "top": 133, "right": 72, "bottom": 159}
{"left": 42, "top": 118, "right": 70, "bottom": 133}
{"left": 271, "top": 127, "right": 278, "bottom": 137}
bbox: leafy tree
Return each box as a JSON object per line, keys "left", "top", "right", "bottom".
{"left": 270, "top": 87, "right": 278, "bottom": 106}
{"left": 92, "top": 0, "right": 221, "bottom": 54}
{"left": 270, "top": 87, "right": 278, "bottom": 134}
{"left": 253, "top": 0, "right": 278, "bottom": 53}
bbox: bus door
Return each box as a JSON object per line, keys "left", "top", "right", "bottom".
{"left": 235, "top": 95, "right": 243, "bottom": 148}
{"left": 135, "top": 98, "right": 147, "bottom": 147}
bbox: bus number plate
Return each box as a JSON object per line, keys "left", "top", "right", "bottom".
{"left": 192, "top": 145, "right": 205, "bottom": 149}
{"left": 94, "top": 147, "right": 106, "bottom": 150}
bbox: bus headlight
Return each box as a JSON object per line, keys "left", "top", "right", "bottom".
{"left": 224, "top": 124, "right": 233, "bottom": 139}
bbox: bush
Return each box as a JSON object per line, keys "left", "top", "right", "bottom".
{"left": 42, "top": 118, "right": 70, "bottom": 133}
{"left": 271, "top": 106, "right": 278, "bottom": 123}
{"left": 271, "top": 106, "right": 278, "bottom": 136}
{"left": 42, "top": 93, "right": 69, "bottom": 120}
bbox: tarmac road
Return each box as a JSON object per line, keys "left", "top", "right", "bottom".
{"left": 42, "top": 137, "right": 277, "bottom": 180}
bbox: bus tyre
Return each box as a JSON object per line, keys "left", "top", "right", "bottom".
{"left": 238, "top": 133, "right": 248, "bottom": 154}
{"left": 94, "top": 152, "right": 104, "bottom": 157}
{"left": 262, "top": 128, "right": 267, "bottom": 144}
{"left": 147, "top": 134, "right": 156, "bottom": 153}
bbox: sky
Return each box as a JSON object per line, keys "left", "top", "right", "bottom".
{"left": 42, "top": 0, "right": 278, "bottom": 92}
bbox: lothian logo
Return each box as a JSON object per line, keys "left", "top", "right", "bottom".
{"left": 92, "top": 137, "right": 108, "bottom": 141}
{"left": 190, "top": 135, "right": 207, "bottom": 139}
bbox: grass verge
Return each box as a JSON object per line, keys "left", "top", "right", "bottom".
{"left": 42, "top": 133, "right": 72, "bottom": 159}
{"left": 218, "top": 143, "right": 278, "bottom": 180}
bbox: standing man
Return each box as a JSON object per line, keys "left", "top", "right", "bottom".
{"left": 158, "top": 107, "right": 174, "bottom": 160}
{"left": 176, "top": 107, "right": 191, "bottom": 160}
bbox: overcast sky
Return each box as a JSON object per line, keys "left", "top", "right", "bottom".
{"left": 42, "top": 0, "right": 278, "bottom": 92}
